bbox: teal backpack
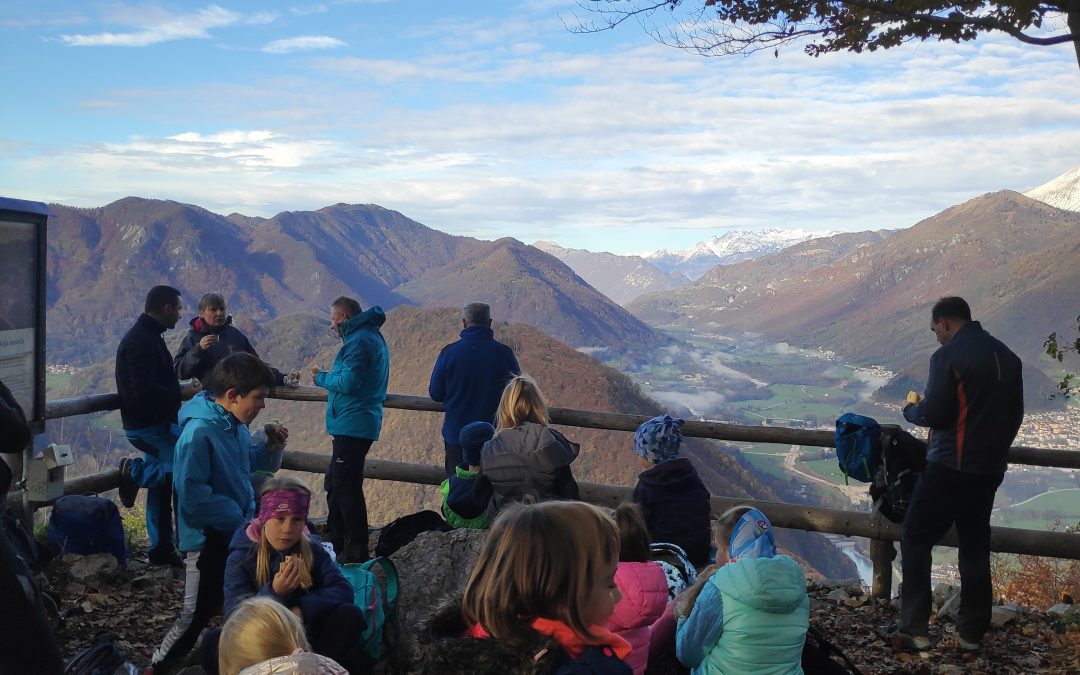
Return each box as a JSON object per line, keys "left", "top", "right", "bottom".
{"left": 338, "top": 557, "right": 399, "bottom": 661}
{"left": 834, "top": 412, "right": 882, "bottom": 484}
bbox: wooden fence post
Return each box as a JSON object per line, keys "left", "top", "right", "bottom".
{"left": 870, "top": 537, "right": 896, "bottom": 599}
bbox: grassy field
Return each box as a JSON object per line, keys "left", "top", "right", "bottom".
{"left": 45, "top": 371, "right": 74, "bottom": 393}
{"left": 801, "top": 457, "right": 850, "bottom": 484}
{"left": 735, "top": 382, "right": 854, "bottom": 423}
{"left": 993, "top": 488, "right": 1080, "bottom": 529}
{"left": 741, "top": 450, "right": 789, "bottom": 481}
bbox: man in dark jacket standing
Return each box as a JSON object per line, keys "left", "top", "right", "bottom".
{"left": 115, "top": 285, "right": 185, "bottom": 566}
{"left": 428, "top": 302, "right": 520, "bottom": 476}
{"left": 312, "top": 296, "right": 390, "bottom": 563}
{"left": 896, "top": 296, "right": 1023, "bottom": 652}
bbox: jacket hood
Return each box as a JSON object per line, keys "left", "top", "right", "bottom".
{"left": 637, "top": 457, "right": 697, "bottom": 488}
{"left": 179, "top": 391, "right": 236, "bottom": 431}
{"left": 190, "top": 314, "right": 234, "bottom": 334}
{"left": 340, "top": 306, "right": 386, "bottom": 337}
{"left": 493, "top": 422, "right": 580, "bottom": 467}
{"left": 607, "top": 561, "right": 669, "bottom": 631}
{"left": 713, "top": 555, "right": 807, "bottom": 614}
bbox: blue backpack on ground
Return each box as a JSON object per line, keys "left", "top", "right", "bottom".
{"left": 47, "top": 495, "right": 128, "bottom": 567}
{"left": 835, "top": 413, "right": 882, "bottom": 484}
{"left": 339, "top": 557, "right": 399, "bottom": 661}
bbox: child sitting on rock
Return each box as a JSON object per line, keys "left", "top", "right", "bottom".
{"left": 631, "top": 415, "right": 712, "bottom": 568}
{"left": 675, "top": 507, "right": 809, "bottom": 675}
{"left": 440, "top": 421, "right": 495, "bottom": 529}
{"left": 480, "top": 375, "right": 580, "bottom": 514}
{"left": 608, "top": 502, "right": 671, "bottom": 675}
{"left": 415, "top": 500, "right": 633, "bottom": 674}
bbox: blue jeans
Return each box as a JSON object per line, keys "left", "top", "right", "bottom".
{"left": 125, "top": 425, "right": 179, "bottom": 557}
{"left": 900, "top": 461, "right": 1003, "bottom": 641}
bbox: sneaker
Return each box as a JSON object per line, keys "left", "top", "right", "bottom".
{"left": 944, "top": 625, "right": 981, "bottom": 651}
{"left": 886, "top": 624, "right": 931, "bottom": 651}
{"left": 118, "top": 457, "right": 139, "bottom": 508}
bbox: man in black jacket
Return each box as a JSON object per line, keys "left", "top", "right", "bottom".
{"left": 115, "top": 285, "right": 185, "bottom": 566}
{"left": 896, "top": 296, "right": 1024, "bottom": 652}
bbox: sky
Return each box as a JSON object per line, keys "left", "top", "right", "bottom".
{"left": 2, "top": 1, "right": 1079, "bottom": 255}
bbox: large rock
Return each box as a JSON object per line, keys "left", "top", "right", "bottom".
{"left": 382, "top": 528, "right": 487, "bottom": 672}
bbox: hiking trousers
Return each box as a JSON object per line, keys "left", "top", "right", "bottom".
{"left": 900, "top": 461, "right": 1003, "bottom": 642}
{"left": 125, "top": 424, "right": 179, "bottom": 559}
{"left": 326, "top": 435, "right": 373, "bottom": 563}
{"left": 151, "top": 528, "right": 230, "bottom": 672}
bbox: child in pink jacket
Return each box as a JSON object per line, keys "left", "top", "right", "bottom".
{"left": 608, "top": 503, "right": 671, "bottom": 675}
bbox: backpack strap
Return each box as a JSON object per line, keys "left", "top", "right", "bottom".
{"left": 361, "top": 557, "right": 400, "bottom": 647}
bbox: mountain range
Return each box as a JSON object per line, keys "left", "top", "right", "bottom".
{"left": 645, "top": 228, "right": 845, "bottom": 280}
{"left": 531, "top": 241, "right": 689, "bottom": 305}
{"left": 628, "top": 190, "right": 1080, "bottom": 409}
{"left": 44, "top": 198, "right": 664, "bottom": 365}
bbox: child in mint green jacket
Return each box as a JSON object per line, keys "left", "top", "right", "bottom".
{"left": 675, "top": 507, "right": 809, "bottom": 675}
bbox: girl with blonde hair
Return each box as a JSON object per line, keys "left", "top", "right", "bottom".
{"left": 415, "top": 500, "right": 632, "bottom": 674}
{"left": 219, "top": 475, "right": 373, "bottom": 674}
{"left": 218, "top": 596, "right": 347, "bottom": 675}
{"left": 480, "top": 374, "right": 580, "bottom": 513}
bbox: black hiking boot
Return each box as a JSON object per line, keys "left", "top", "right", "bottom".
{"left": 118, "top": 457, "right": 139, "bottom": 508}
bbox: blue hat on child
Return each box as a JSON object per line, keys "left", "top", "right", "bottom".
{"left": 633, "top": 414, "right": 685, "bottom": 464}
{"left": 728, "top": 508, "right": 776, "bottom": 561}
{"left": 459, "top": 421, "right": 495, "bottom": 468}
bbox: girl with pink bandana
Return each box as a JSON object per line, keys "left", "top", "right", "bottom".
{"left": 215, "top": 476, "right": 373, "bottom": 675}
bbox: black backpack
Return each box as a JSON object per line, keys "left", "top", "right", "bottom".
{"left": 374, "top": 509, "right": 451, "bottom": 558}
{"left": 870, "top": 426, "right": 927, "bottom": 524}
{"left": 801, "top": 624, "right": 862, "bottom": 674}
{"left": 64, "top": 635, "right": 137, "bottom": 675}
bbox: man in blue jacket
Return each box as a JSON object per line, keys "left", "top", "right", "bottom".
{"left": 115, "top": 285, "right": 185, "bottom": 567}
{"left": 897, "top": 296, "right": 1023, "bottom": 652}
{"left": 312, "top": 296, "right": 390, "bottom": 563}
{"left": 428, "top": 302, "right": 519, "bottom": 476}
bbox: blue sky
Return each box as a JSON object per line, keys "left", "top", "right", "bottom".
{"left": 2, "top": 1, "right": 1078, "bottom": 255}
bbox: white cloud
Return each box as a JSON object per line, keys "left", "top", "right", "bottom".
{"left": 59, "top": 5, "right": 242, "bottom": 47}
{"left": 291, "top": 4, "right": 329, "bottom": 16}
{"left": 262, "top": 35, "right": 346, "bottom": 53}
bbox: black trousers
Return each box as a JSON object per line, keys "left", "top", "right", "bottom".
{"left": 326, "top": 436, "right": 373, "bottom": 563}
{"left": 900, "top": 462, "right": 1003, "bottom": 642}
{"left": 443, "top": 441, "right": 462, "bottom": 478}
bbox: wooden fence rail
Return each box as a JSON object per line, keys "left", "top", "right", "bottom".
{"left": 22, "top": 385, "right": 1080, "bottom": 599}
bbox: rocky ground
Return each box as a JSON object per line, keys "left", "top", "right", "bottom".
{"left": 47, "top": 546, "right": 1080, "bottom": 675}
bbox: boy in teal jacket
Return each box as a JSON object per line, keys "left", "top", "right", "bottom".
{"left": 675, "top": 507, "right": 809, "bottom": 675}
{"left": 149, "top": 353, "right": 281, "bottom": 674}
{"left": 312, "top": 297, "right": 390, "bottom": 563}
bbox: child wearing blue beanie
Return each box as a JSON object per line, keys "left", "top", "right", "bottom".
{"left": 440, "top": 421, "right": 496, "bottom": 529}
{"left": 675, "top": 507, "right": 809, "bottom": 675}
{"left": 631, "top": 414, "right": 712, "bottom": 567}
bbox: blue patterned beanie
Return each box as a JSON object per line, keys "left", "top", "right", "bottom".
{"left": 633, "top": 414, "right": 685, "bottom": 464}
{"left": 728, "top": 508, "right": 776, "bottom": 561}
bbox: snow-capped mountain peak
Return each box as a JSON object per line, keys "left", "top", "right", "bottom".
{"left": 646, "top": 228, "right": 837, "bottom": 279}
{"left": 1025, "top": 166, "right": 1080, "bottom": 212}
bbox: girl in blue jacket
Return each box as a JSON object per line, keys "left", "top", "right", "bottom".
{"left": 221, "top": 475, "right": 372, "bottom": 675}
{"left": 675, "top": 507, "right": 809, "bottom": 675}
